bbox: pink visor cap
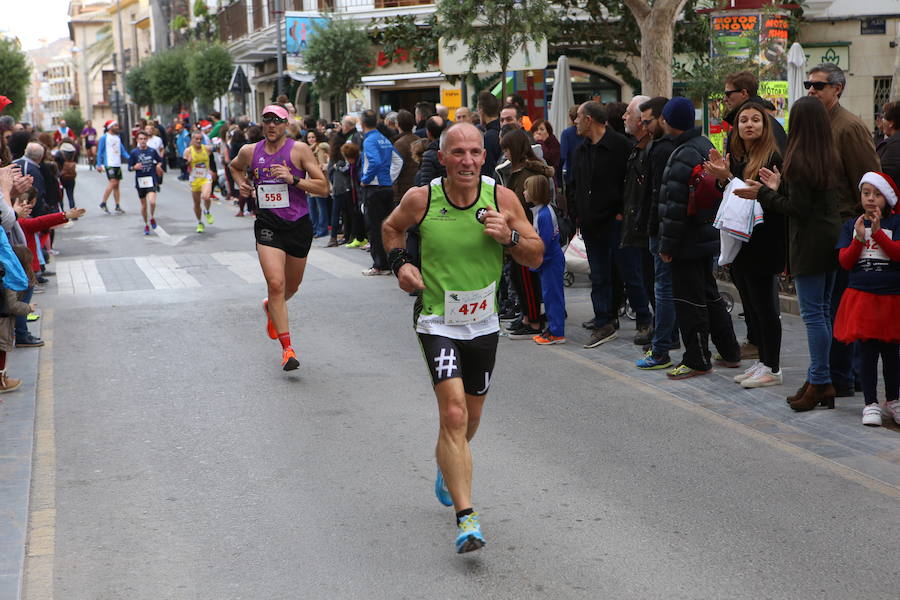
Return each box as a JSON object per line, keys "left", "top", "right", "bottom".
{"left": 262, "top": 105, "right": 289, "bottom": 120}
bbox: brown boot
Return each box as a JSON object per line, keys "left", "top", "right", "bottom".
{"left": 0, "top": 371, "right": 22, "bottom": 393}
{"left": 790, "top": 383, "right": 835, "bottom": 412}
{"left": 786, "top": 380, "right": 809, "bottom": 405}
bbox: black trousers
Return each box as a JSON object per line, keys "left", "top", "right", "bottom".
{"left": 510, "top": 261, "right": 543, "bottom": 324}
{"left": 671, "top": 257, "right": 740, "bottom": 371}
{"left": 362, "top": 186, "right": 393, "bottom": 270}
{"left": 859, "top": 340, "right": 900, "bottom": 405}
{"left": 730, "top": 264, "right": 782, "bottom": 371}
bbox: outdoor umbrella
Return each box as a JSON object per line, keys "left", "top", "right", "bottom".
{"left": 548, "top": 55, "right": 575, "bottom": 142}
{"left": 787, "top": 42, "right": 806, "bottom": 110}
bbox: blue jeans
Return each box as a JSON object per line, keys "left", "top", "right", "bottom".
{"left": 15, "top": 286, "right": 33, "bottom": 340}
{"left": 829, "top": 268, "right": 858, "bottom": 388}
{"left": 649, "top": 236, "right": 678, "bottom": 355}
{"left": 309, "top": 196, "right": 330, "bottom": 237}
{"left": 794, "top": 271, "right": 836, "bottom": 385}
{"left": 615, "top": 242, "right": 653, "bottom": 325}
{"left": 583, "top": 221, "right": 651, "bottom": 327}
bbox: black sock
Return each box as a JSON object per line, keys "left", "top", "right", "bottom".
{"left": 456, "top": 508, "right": 474, "bottom": 524}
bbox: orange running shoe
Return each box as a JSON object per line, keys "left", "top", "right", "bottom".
{"left": 262, "top": 298, "right": 277, "bottom": 339}
{"left": 281, "top": 348, "right": 299, "bottom": 371}
{"left": 533, "top": 332, "right": 566, "bottom": 345}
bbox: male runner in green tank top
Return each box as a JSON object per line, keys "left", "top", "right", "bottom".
{"left": 383, "top": 122, "right": 543, "bottom": 553}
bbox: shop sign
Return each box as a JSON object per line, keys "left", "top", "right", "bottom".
{"left": 804, "top": 45, "right": 850, "bottom": 70}
{"left": 861, "top": 18, "right": 886, "bottom": 35}
{"left": 711, "top": 11, "right": 788, "bottom": 80}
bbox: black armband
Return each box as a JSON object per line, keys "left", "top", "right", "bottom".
{"left": 388, "top": 247, "right": 413, "bottom": 277}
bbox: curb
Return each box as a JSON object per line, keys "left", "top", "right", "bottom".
{"left": 0, "top": 317, "right": 44, "bottom": 599}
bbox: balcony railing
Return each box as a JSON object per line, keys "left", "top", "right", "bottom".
{"left": 219, "top": 0, "right": 248, "bottom": 42}
{"left": 299, "top": 0, "right": 433, "bottom": 12}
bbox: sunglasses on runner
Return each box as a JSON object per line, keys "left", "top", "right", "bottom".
{"left": 262, "top": 116, "right": 288, "bottom": 124}
{"left": 723, "top": 90, "right": 742, "bottom": 98}
{"left": 803, "top": 81, "right": 829, "bottom": 91}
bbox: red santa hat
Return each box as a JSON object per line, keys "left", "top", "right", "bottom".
{"left": 859, "top": 172, "right": 900, "bottom": 213}
{"left": 104, "top": 119, "right": 118, "bottom": 129}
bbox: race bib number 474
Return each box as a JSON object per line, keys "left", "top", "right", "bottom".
{"left": 444, "top": 282, "right": 495, "bottom": 325}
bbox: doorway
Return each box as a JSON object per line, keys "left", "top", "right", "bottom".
{"left": 376, "top": 87, "right": 440, "bottom": 115}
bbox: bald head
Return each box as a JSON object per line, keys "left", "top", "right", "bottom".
{"left": 439, "top": 122, "right": 484, "bottom": 152}
{"left": 24, "top": 142, "right": 44, "bottom": 162}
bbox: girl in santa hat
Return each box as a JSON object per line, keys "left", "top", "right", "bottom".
{"left": 833, "top": 172, "right": 900, "bottom": 427}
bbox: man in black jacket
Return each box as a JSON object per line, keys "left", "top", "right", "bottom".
{"left": 569, "top": 101, "right": 638, "bottom": 348}
{"left": 657, "top": 97, "right": 740, "bottom": 379}
{"left": 636, "top": 96, "right": 680, "bottom": 370}
{"left": 722, "top": 71, "right": 787, "bottom": 152}
{"left": 414, "top": 116, "right": 447, "bottom": 187}
{"left": 477, "top": 91, "right": 502, "bottom": 178}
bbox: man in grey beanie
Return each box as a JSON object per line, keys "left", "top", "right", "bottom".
{"left": 656, "top": 97, "right": 740, "bottom": 380}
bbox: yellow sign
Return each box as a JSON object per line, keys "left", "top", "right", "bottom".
{"left": 441, "top": 89, "right": 462, "bottom": 108}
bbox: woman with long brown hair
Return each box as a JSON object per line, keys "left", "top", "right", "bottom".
{"left": 704, "top": 101, "right": 785, "bottom": 389}
{"left": 735, "top": 96, "right": 842, "bottom": 410}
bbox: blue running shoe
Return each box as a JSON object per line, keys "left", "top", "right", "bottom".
{"left": 455, "top": 512, "right": 485, "bottom": 554}
{"left": 435, "top": 467, "right": 453, "bottom": 507}
{"left": 636, "top": 349, "right": 672, "bottom": 370}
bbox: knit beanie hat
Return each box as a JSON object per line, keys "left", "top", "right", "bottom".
{"left": 662, "top": 97, "right": 696, "bottom": 131}
{"left": 859, "top": 171, "right": 900, "bottom": 213}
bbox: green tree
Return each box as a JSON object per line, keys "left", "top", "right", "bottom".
{"left": 187, "top": 43, "right": 233, "bottom": 105}
{"left": 304, "top": 18, "right": 374, "bottom": 104}
{"left": 0, "top": 38, "right": 31, "bottom": 121}
{"left": 61, "top": 107, "right": 85, "bottom": 136}
{"left": 146, "top": 47, "right": 193, "bottom": 107}
{"left": 125, "top": 61, "right": 154, "bottom": 108}
{"left": 436, "top": 0, "right": 557, "bottom": 100}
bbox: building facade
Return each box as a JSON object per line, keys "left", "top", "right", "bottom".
{"left": 799, "top": 0, "right": 900, "bottom": 131}
{"left": 68, "top": 0, "right": 115, "bottom": 126}
{"left": 217, "top": 0, "right": 634, "bottom": 122}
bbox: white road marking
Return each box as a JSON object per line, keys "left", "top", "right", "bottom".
{"left": 210, "top": 251, "right": 265, "bottom": 284}
{"left": 308, "top": 246, "right": 366, "bottom": 279}
{"left": 150, "top": 223, "right": 187, "bottom": 247}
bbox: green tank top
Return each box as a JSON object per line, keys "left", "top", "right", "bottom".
{"left": 416, "top": 177, "right": 504, "bottom": 336}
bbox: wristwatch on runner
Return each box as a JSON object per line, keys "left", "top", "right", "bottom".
{"left": 502, "top": 230, "right": 520, "bottom": 248}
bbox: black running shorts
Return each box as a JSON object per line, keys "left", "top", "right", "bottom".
{"left": 137, "top": 186, "right": 158, "bottom": 199}
{"left": 105, "top": 166, "right": 122, "bottom": 180}
{"left": 417, "top": 332, "right": 499, "bottom": 396}
{"left": 254, "top": 212, "right": 313, "bottom": 259}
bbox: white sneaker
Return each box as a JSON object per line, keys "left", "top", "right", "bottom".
{"left": 733, "top": 361, "right": 761, "bottom": 383}
{"left": 884, "top": 400, "right": 900, "bottom": 426}
{"left": 361, "top": 267, "right": 390, "bottom": 276}
{"left": 862, "top": 404, "right": 883, "bottom": 427}
{"left": 741, "top": 367, "right": 783, "bottom": 388}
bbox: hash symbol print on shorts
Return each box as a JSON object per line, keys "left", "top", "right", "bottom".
{"left": 434, "top": 348, "right": 457, "bottom": 378}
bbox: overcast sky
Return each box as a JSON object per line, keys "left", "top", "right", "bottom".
{"left": 3, "top": 0, "right": 72, "bottom": 51}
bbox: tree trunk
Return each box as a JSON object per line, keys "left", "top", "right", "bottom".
{"left": 624, "top": 0, "right": 688, "bottom": 97}
{"left": 638, "top": 13, "right": 676, "bottom": 97}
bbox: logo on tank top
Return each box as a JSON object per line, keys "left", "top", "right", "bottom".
{"left": 475, "top": 207, "right": 488, "bottom": 224}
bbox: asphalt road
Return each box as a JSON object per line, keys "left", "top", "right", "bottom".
{"left": 24, "top": 166, "right": 900, "bottom": 599}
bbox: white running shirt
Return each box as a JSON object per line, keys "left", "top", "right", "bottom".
{"left": 106, "top": 134, "right": 122, "bottom": 167}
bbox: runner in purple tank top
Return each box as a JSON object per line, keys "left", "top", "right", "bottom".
{"left": 229, "top": 105, "right": 330, "bottom": 371}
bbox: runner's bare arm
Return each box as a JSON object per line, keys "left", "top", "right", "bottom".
{"left": 229, "top": 144, "right": 255, "bottom": 198}
{"left": 292, "top": 142, "right": 330, "bottom": 198}
{"left": 383, "top": 185, "right": 429, "bottom": 292}
{"left": 483, "top": 185, "right": 543, "bottom": 269}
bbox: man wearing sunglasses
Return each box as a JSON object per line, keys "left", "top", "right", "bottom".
{"left": 722, "top": 70, "right": 787, "bottom": 152}
{"left": 229, "top": 105, "right": 331, "bottom": 372}
{"left": 804, "top": 62, "right": 880, "bottom": 399}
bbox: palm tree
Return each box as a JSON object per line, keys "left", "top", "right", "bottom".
{"left": 85, "top": 23, "right": 114, "bottom": 74}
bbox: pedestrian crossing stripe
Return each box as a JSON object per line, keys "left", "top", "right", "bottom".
{"left": 52, "top": 247, "right": 363, "bottom": 295}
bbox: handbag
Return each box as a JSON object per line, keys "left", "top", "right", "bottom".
{"left": 686, "top": 164, "right": 723, "bottom": 223}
